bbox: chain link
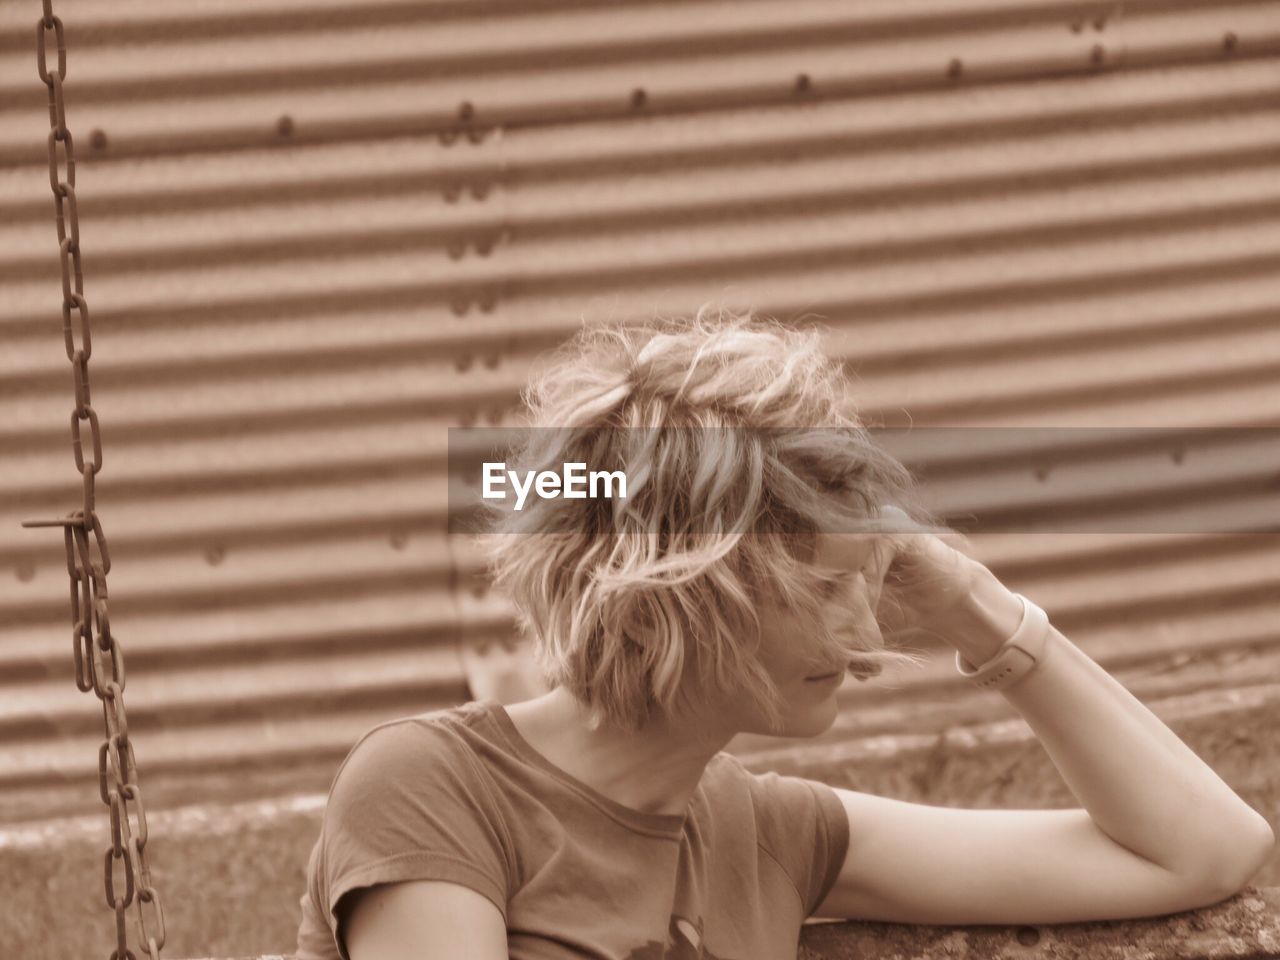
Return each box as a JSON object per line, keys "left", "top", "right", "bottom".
{"left": 22, "top": 4, "right": 166, "bottom": 958}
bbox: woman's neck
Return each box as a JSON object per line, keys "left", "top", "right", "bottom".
{"left": 502, "top": 686, "right": 733, "bottom": 818}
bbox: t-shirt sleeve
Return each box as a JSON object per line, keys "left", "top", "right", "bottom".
{"left": 747, "top": 768, "right": 851, "bottom": 918}
{"left": 317, "top": 719, "right": 513, "bottom": 959}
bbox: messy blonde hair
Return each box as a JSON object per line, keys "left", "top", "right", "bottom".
{"left": 477, "top": 302, "right": 950, "bottom": 733}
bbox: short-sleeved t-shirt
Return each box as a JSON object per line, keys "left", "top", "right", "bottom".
{"left": 295, "top": 699, "right": 850, "bottom": 960}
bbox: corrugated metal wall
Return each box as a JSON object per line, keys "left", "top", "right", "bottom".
{"left": 2, "top": 0, "right": 1279, "bottom": 825}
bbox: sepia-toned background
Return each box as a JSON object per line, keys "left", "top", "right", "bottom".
{"left": 1, "top": 2, "right": 1278, "bottom": 957}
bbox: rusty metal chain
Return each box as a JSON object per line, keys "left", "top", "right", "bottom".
{"left": 22, "top": 3, "right": 167, "bottom": 959}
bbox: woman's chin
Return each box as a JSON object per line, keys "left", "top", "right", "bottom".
{"left": 773, "top": 685, "right": 843, "bottom": 738}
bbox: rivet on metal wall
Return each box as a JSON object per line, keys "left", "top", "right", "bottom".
{"left": 439, "top": 129, "right": 458, "bottom": 147}
{"left": 476, "top": 236, "right": 496, "bottom": 256}
{"left": 1092, "top": 15, "right": 1107, "bottom": 30}
{"left": 1170, "top": 447, "right": 1186, "bottom": 464}
{"left": 794, "top": 73, "right": 811, "bottom": 93}
{"left": 479, "top": 293, "right": 497, "bottom": 313}
{"left": 1223, "top": 31, "right": 1239, "bottom": 52}
{"left": 1090, "top": 44, "right": 1105, "bottom": 64}
{"left": 276, "top": 114, "right": 294, "bottom": 137}
{"left": 205, "top": 545, "right": 226, "bottom": 566}
{"left": 389, "top": 531, "right": 408, "bottom": 551}
{"left": 447, "top": 241, "right": 466, "bottom": 260}
{"left": 483, "top": 354, "right": 500, "bottom": 370}
{"left": 15, "top": 559, "right": 36, "bottom": 582}
{"left": 458, "top": 100, "right": 475, "bottom": 122}
{"left": 947, "top": 58, "right": 963, "bottom": 79}
{"left": 1034, "top": 467, "right": 1050, "bottom": 482}
{"left": 451, "top": 298, "right": 471, "bottom": 317}
{"left": 1069, "top": 19, "right": 1085, "bottom": 33}
{"left": 89, "top": 128, "right": 107, "bottom": 150}
{"left": 630, "top": 87, "right": 648, "bottom": 108}
{"left": 456, "top": 355, "right": 474, "bottom": 372}
{"left": 443, "top": 184, "right": 461, "bottom": 203}
{"left": 470, "top": 183, "right": 491, "bottom": 201}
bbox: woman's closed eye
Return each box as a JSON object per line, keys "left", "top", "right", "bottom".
{"left": 817, "top": 567, "right": 867, "bottom": 602}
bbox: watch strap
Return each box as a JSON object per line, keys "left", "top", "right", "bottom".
{"left": 954, "top": 593, "right": 1050, "bottom": 691}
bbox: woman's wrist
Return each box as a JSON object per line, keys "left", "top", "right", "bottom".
{"left": 945, "top": 559, "right": 1025, "bottom": 668}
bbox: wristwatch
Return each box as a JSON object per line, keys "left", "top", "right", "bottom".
{"left": 954, "top": 593, "right": 1051, "bottom": 691}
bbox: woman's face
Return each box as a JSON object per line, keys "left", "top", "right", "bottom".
{"left": 720, "top": 569, "right": 882, "bottom": 739}
{"left": 747, "top": 600, "right": 848, "bottom": 737}
{"left": 719, "top": 530, "right": 887, "bottom": 738}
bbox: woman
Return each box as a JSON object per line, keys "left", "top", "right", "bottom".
{"left": 295, "top": 305, "right": 1273, "bottom": 960}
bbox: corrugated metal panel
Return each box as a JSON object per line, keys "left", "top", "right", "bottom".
{"left": 1, "top": 0, "right": 1278, "bottom": 822}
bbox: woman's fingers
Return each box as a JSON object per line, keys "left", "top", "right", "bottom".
{"left": 812, "top": 528, "right": 879, "bottom": 573}
{"left": 811, "top": 504, "right": 984, "bottom": 643}
{"left": 845, "top": 571, "right": 885, "bottom": 678}
{"left": 861, "top": 537, "right": 893, "bottom": 613}
{"left": 813, "top": 504, "right": 982, "bottom": 643}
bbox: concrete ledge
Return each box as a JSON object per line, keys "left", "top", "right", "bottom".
{"left": 800, "top": 886, "right": 1280, "bottom": 959}
{"left": 168, "top": 888, "right": 1280, "bottom": 959}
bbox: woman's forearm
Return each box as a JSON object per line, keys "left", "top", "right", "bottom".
{"left": 947, "top": 560, "right": 1275, "bottom": 885}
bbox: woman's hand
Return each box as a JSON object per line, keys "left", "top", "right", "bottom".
{"left": 813, "top": 505, "right": 986, "bottom": 643}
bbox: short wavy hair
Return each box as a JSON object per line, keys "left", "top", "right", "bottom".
{"left": 476, "top": 302, "right": 950, "bottom": 733}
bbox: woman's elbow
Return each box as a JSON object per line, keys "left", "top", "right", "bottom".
{"left": 1192, "top": 814, "right": 1276, "bottom": 904}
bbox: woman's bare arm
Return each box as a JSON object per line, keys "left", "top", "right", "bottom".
{"left": 960, "top": 562, "right": 1272, "bottom": 881}
{"left": 342, "top": 880, "right": 509, "bottom": 960}
{"left": 815, "top": 552, "right": 1274, "bottom": 925}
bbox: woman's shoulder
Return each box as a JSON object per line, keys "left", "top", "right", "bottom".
{"left": 314, "top": 702, "right": 517, "bottom": 939}
{"left": 701, "top": 750, "right": 754, "bottom": 790}
{"left": 347, "top": 699, "right": 483, "bottom": 746}
{"left": 697, "top": 752, "right": 851, "bottom": 915}
{"left": 691, "top": 752, "right": 761, "bottom": 816}
{"left": 330, "top": 700, "right": 505, "bottom": 794}
{"left": 699, "top": 751, "right": 837, "bottom": 831}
